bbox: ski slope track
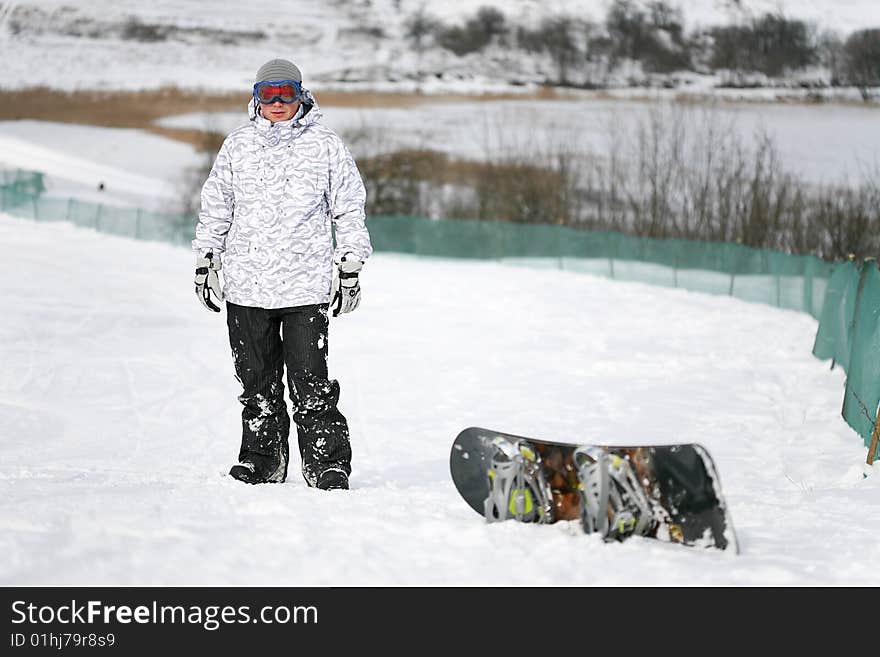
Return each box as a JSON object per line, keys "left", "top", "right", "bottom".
{"left": 0, "top": 133, "right": 180, "bottom": 202}
{"left": 1, "top": 213, "right": 877, "bottom": 586}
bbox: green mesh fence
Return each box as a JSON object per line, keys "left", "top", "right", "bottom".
{"left": 813, "top": 260, "right": 861, "bottom": 371}
{"left": 369, "top": 216, "right": 834, "bottom": 319}
{"left": 1, "top": 170, "right": 877, "bottom": 461}
{"left": 814, "top": 260, "right": 880, "bottom": 460}
{"left": 0, "top": 169, "right": 45, "bottom": 216}
{"left": 0, "top": 169, "right": 195, "bottom": 246}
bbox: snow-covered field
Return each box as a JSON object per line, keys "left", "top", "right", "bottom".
{"left": 0, "top": 212, "right": 877, "bottom": 586}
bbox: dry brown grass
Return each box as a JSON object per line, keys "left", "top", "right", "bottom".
{"left": 316, "top": 87, "right": 559, "bottom": 106}
{"left": 0, "top": 86, "right": 562, "bottom": 147}
{"left": 0, "top": 87, "right": 247, "bottom": 147}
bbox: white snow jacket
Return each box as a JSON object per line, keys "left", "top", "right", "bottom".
{"left": 192, "top": 91, "right": 372, "bottom": 309}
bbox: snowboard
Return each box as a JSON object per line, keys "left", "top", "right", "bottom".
{"left": 450, "top": 427, "right": 738, "bottom": 552}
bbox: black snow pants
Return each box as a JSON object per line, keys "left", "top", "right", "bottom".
{"left": 225, "top": 301, "right": 351, "bottom": 485}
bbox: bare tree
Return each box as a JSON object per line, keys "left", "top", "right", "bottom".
{"left": 843, "top": 29, "right": 880, "bottom": 99}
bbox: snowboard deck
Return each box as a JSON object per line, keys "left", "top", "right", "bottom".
{"left": 450, "top": 427, "right": 738, "bottom": 552}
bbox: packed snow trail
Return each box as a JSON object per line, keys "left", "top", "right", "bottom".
{"left": 0, "top": 214, "right": 877, "bottom": 586}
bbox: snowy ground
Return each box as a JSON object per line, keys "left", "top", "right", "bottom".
{"left": 0, "top": 212, "right": 877, "bottom": 587}
{"left": 0, "top": 122, "right": 202, "bottom": 211}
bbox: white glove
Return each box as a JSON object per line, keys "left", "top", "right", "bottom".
{"left": 195, "top": 252, "right": 223, "bottom": 313}
{"left": 330, "top": 253, "right": 363, "bottom": 317}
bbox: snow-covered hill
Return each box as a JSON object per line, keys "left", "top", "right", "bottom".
{"left": 1, "top": 0, "right": 879, "bottom": 92}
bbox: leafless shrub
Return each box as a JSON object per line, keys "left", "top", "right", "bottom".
{"left": 438, "top": 6, "right": 507, "bottom": 56}
{"left": 177, "top": 129, "right": 226, "bottom": 218}
{"left": 358, "top": 149, "right": 449, "bottom": 216}
{"left": 708, "top": 13, "right": 819, "bottom": 79}
{"left": 517, "top": 19, "right": 582, "bottom": 85}
{"left": 403, "top": 8, "right": 443, "bottom": 54}
{"left": 343, "top": 119, "right": 586, "bottom": 224}
{"left": 842, "top": 29, "right": 880, "bottom": 99}
{"left": 811, "top": 185, "right": 880, "bottom": 259}
{"left": 605, "top": 0, "right": 692, "bottom": 73}
{"left": 585, "top": 102, "right": 879, "bottom": 259}
{"left": 121, "top": 17, "right": 169, "bottom": 42}
{"left": 342, "top": 122, "right": 443, "bottom": 217}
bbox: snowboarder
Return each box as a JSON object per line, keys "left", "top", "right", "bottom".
{"left": 192, "top": 58, "right": 372, "bottom": 490}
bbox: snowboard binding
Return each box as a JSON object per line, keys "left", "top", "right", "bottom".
{"left": 574, "top": 446, "right": 653, "bottom": 541}
{"left": 483, "top": 439, "right": 554, "bottom": 524}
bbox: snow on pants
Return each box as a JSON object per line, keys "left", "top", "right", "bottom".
{"left": 225, "top": 301, "right": 351, "bottom": 485}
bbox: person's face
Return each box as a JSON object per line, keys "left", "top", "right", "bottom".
{"left": 261, "top": 98, "right": 300, "bottom": 123}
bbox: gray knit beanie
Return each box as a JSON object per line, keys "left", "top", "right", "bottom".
{"left": 255, "top": 58, "right": 302, "bottom": 84}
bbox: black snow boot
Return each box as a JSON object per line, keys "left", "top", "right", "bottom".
{"left": 229, "top": 450, "right": 287, "bottom": 485}
{"left": 315, "top": 469, "right": 349, "bottom": 491}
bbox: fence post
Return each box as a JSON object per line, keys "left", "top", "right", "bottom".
{"left": 673, "top": 247, "right": 679, "bottom": 288}
{"left": 803, "top": 257, "right": 814, "bottom": 316}
{"left": 868, "top": 407, "right": 880, "bottom": 465}
{"left": 728, "top": 245, "right": 734, "bottom": 296}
